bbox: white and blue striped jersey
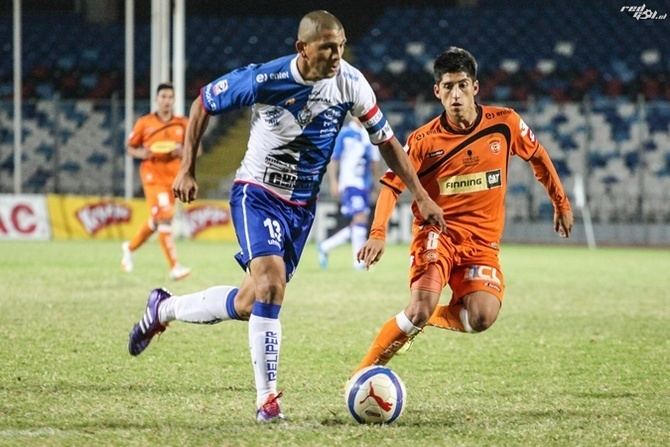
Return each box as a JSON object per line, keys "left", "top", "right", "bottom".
{"left": 332, "top": 121, "right": 379, "bottom": 192}
{"left": 200, "top": 54, "right": 393, "bottom": 204}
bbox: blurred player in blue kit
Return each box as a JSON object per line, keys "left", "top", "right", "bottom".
{"left": 127, "top": 10, "right": 445, "bottom": 422}
{"left": 319, "top": 117, "right": 380, "bottom": 270}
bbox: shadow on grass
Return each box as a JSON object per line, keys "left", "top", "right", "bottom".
{"left": 571, "top": 391, "right": 637, "bottom": 399}
{"left": 3, "top": 381, "right": 248, "bottom": 394}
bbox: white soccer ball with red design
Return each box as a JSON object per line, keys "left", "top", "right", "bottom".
{"left": 345, "top": 365, "right": 406, "bottom": 424}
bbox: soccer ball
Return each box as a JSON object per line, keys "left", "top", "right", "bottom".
{"left": 345, "top": 365, "right": 406, "bottom": 424}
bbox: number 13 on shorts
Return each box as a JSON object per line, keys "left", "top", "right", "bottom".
{"left": 264, "top": 218, "right": 283, "bottom": 246}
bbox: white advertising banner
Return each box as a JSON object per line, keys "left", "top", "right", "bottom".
{"left": 0, "top": 194, "right": 51, "bottom": 240}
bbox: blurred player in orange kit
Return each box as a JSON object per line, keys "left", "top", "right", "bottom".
{"left": 355, "top": 47, "right": 574, "bottom": 370}
{"left": 121, "top": 83, "right": 193, "bottom": 280}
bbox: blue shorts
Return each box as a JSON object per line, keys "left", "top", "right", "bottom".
{"left": 340, "top": 187, "right": 370, "bottom": 218}
{"left": 230, "top": 182, "right": 316, "bottom": 282}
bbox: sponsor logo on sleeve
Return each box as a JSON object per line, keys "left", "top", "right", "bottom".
{"left": 213, "top": 79, "right": 228, "bottom": 95}
{"left": 438, "top": 169, "right": 502, "bottom": 195}
{"left": 204, "top": 86, "right": 216, "bottom": 111}
{"left": 519, "top": 118, "right": 536, "bottom": 143}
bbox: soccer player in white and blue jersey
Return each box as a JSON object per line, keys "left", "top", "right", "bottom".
{"left": 319, "top": 118, "right": 380, "bottom": 270}
{"left": 127, "top": 10, "right": 445, "bottom": 422}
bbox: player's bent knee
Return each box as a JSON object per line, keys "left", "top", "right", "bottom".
{"left": 235, "top": 303, "right": 253, "bottom": 320}
{"left": 404, "top": 303, "right": 433, "bottom": 328}
{"left": 249, "top": 256, "right": 287, "bottom": 304}
{"left": 463, "top": 291, "right": 501, "bottom": 332}
{"left": 255, "top": 281, "right": 285, "bottom": 304}
{"left": 470, "top": 312, "right": 497, "bottom": 332}
{"left": 406, "top": 289, "right": 441, "bottom": 327}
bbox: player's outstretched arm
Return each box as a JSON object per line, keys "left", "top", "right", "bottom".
{"left": 377, "top": 137, "right": 446, "bottom": 232}
{"left": 357, "top": 186, "right": 398, "bottom": 268}
{"left": 528, "top": 145, "right": 574, "bottom": 238}
{"left": 173, "top": 97, "right": 210, "bottom": 203}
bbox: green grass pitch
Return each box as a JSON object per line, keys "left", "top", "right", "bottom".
{"left": 0, "top": 240, "right": 668, "bottom": 446}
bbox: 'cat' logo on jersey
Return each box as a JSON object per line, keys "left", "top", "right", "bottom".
{"left": 486, "top": 170, "right": 501, "bottom": 188}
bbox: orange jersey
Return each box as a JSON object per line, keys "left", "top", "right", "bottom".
{"left": 128, "top": 113, "right": 188, "bottom": 185}
{"left": 377, "top": 105, "right": 568, "bottom": 248}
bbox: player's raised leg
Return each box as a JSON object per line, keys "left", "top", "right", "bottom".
{"left": 128, "top": 275, "right": 255, "bottom": 356}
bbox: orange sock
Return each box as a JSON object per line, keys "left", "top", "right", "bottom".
{"left": 356, "top": 312, "right": 420, "bottom": 372}
{"left": 427, "top": 304, "right": 466, "bottom": 332}
{"left": 128, "top": 220, "right": 155, "bottom": 251}
{"left": 158, "top": 227, "right": 178, "bottom": 268}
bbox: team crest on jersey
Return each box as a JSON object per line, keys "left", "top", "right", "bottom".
{"left": 297, "top": 106, "right": 313, "bottom": 127}
{"left": 489, "top": 139, "right": 501, "bottom": 154}
{"left": 423, "top": 249, "right": 439, "bottom": 263}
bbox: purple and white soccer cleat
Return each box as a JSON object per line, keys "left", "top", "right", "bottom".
{"left": 128, "top": 288, "right": 171, "bottom": 356}
{"left": 256, "top": 392, "right": 285, "bottom": 422}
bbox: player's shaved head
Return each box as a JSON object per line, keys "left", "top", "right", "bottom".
{"left": 298, "top": 10, "right": 344, "bottom": 43}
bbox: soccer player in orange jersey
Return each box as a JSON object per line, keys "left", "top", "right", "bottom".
{"left": 355, "top": 47, "right": 574, "bottom": 370}
{"left": 122, "top": 83, "right": 192, "bottom": 280}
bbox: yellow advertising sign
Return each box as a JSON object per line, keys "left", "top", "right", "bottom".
{"left": 46, "top": 194, "right": 235, "bottom": 241}
{"left": 181, "top": 200, "right": 235, "bottom": 241}
{"left": 47, "top": 194, "right": 150, "bottom": 240}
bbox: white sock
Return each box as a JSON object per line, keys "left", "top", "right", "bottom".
{"left": 396, "top": 311, "right": 421, "bottom": 336}
{"left": 351, "top": 223, "right": 368, "bottom": 269}
{"left": 459, "top": 308, "right": 474, "bottom": 333}
{"left": 248, "top": 302, "right": 281, "bottom": 407}
{"left": 320, "top": 226, "right": 351, "bottom": 252}
{"left": 158, "top": 285, "right": 240, "bottom": 324}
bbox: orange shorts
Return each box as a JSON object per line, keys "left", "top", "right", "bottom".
{"left": 142, "top": 182, "right": 175, "bottom": 221}
{"left": 409, "top": 225, "right": 505, "bottom": 303}
{"left": 140, "top": 159, "right": 179, "bottom": 221}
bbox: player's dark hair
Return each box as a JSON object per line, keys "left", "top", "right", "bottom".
{"left": 156, "top": 82, "right": 174, "bottom": 95}
{"left": 433, "top": 47, "right": 477, "bottom": 83}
